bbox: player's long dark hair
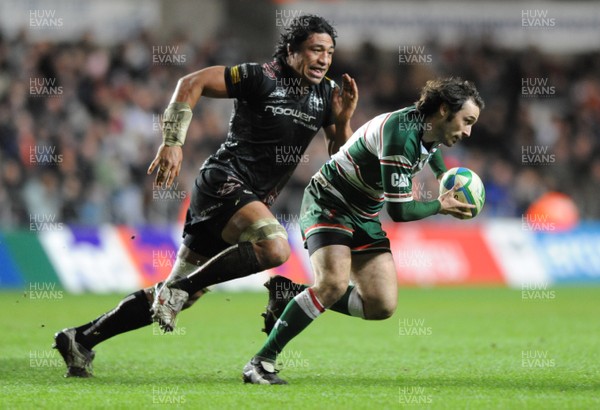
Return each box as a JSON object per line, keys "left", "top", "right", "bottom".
{"left": 273, "top": 14, "right": 337, "bottom": 63}
{"left": 415, "top": 77, "right": 485, "bottom": 117}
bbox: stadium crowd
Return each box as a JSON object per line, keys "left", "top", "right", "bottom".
{"left": 1, "top": 27, "right": 599, "bottom": 228}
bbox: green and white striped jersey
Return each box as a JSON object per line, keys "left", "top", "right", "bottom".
{"left": 317, "top": 106, "right": 446, "bottom": 218}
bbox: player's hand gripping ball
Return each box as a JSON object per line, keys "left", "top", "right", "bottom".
{"left": 439, "top": 167, "right": 485, "bottom": 219}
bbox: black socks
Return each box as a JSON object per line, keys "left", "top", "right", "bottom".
{"left": 170, "top": 242, "right": 261, "bottom": 295}
{"left": 75, "top": 289, "right": 152, "bottom": 350}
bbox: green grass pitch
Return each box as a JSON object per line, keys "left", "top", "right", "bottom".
{"left": 1, "top": 287, "right": 599, "bottom": 409}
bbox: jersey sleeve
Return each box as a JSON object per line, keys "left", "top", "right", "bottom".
{"left": 387, "top": 199, "right": 441, "bottom": 222}
{"left": 428, "top": 148, "right": 447, "bottom": 179}
{"left": 224, "top": 63, "right": 270, "bottom": 100}
{"left": 380, "top": 117, "right": 414, "bottom": 203}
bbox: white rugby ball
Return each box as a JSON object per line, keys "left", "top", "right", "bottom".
{"left": 439, "top": 167, "right": 485, "bottom": 219}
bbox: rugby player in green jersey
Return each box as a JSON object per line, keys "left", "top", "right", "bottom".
{"left": 243, "top": 77, "right": 484, "bottom": 384}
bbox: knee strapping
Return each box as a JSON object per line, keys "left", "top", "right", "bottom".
{"left": 239, "top": 218, "right": 288, "bottom": 243}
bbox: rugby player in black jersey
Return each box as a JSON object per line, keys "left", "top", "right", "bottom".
{"left": 53, "top": 14, "right": 357, "bottom": 377}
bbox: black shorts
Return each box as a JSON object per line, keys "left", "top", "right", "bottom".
{"left": 183, "top": 168, "right": 260, "bottom": 257}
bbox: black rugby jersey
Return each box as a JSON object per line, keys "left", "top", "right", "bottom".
{"left": 200, "top": 60, "right": 336, "bottom": 206}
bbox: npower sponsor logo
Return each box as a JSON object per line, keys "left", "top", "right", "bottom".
{"left": 265, "top": 106, "right": 316, "bottom": 122}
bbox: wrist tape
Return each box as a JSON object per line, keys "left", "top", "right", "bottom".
{"left": 162, "top": 102, "right": 192, "bottom": 146}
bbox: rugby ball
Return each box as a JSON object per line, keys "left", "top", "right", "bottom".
{"left": 439, "top": 167, "right": 485, "bottom": 219}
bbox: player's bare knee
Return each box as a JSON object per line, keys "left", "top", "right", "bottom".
{"left": 364, "top": 299, "right": 397, "bottom": 320}
{"left": 366, "top": 307, "right": 395, "bottom": 320}
{"left": 254, "top": 238, "right": 291, "bottom": 269}
{"left": 238, "top": 217, "right": 289, "bottom": 268}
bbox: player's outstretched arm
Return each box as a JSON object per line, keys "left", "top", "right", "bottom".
{"left": 324, "top": 73, "right": 358, "bottom": 155}
{"left": 148, "top": 66, "right": 228, "bottom": 188}
{"left": 386, "top": 183, "right": 474, "bottom": 222}
{"left": 170, "top": 66, "right": 229, "bottom": 105}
